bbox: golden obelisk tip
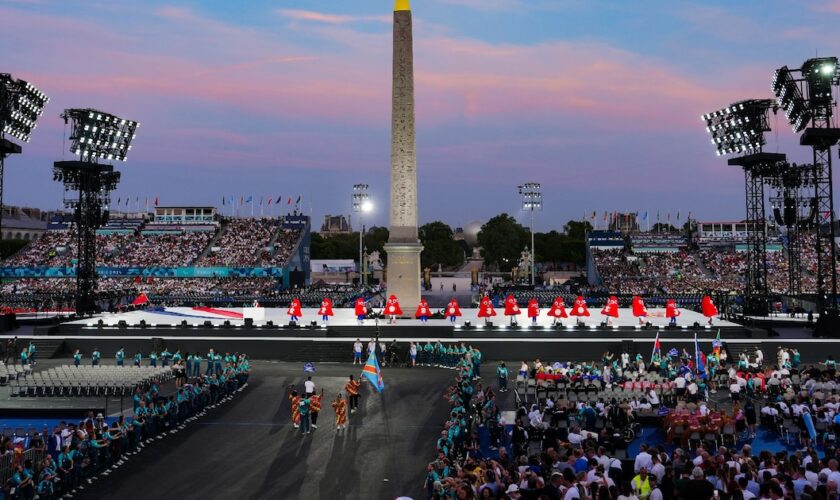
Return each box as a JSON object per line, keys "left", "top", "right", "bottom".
{"left": 395, "top": 0, "right": 410, "bottom": 11}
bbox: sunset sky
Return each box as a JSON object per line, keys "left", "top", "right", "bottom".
{"left": 2, "top": 0, "right": 839, "bottom": 231}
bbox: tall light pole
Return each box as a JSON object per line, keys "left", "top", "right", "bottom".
{"left": 352, "top": 184, "right": 373, "bottom": 286}
{"left": 519, "top": 183, "right": 542, "bottom": 286}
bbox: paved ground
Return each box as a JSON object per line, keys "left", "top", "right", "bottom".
{"left": 75, "top": 361, "right": 477, "bottom": 500}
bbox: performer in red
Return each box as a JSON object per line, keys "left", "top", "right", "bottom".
{"left": 701, "top": 295, "right": 718, "bottom": 326}
{"left": 547, "top": 297, "right": 568, "bottom": 326}
{"left": 632, "top": 296, "right": 648, "bottom": 326}
{"left": 569, "top": 295, "right": 590, "bottom": 326}
{"left": 601, "top": 295, "right": 619, "bottom": 326}
{"left": 503, "top": 294, "right": 521, "bottom": 326}
{"left": 445, "top": 298, "right": 462, "bottom": 324}
{"left": 287, "top": 298, "right": 303, "bottom": 324}
{"left": 354, "top": 297, "right": 367, "bottom": 325}
{"left": 332, "top": 393, "right": 348, "bottom": 430}
{"left": 385, "top": 294, "right": 403, "bottom": 325}
{"left": 309, "top": 388, "right": 324, "bottom": 429}
{"left": 287, "top": 387, "right": 301, "bottom": 429}
{"left": 318, "top": 297, "right": 334, "bottom": 324}
{"left": 666, "top": 299, "right": 680, "bottom": 327}
{"left": 527, "top": 298, "right": 540, "bottom": 326}
{"left": 415, "top": 298, "right": 431, "bottom": 324}
{"left": 477, "top": 295, "right": 496, "bottom": 326}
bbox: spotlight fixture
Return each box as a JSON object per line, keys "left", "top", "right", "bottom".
{"left": 702, "top": 99, "right": 774, "bottom": 156}
{"left": 772, "top": 66, "right": 811, "bottom": 133}
{"left": 60, "top": 108, "right": 139, "bottom": 162}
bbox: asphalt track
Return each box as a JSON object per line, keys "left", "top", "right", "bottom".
{"left": 75, "top": 360, "right": 472, "bottom": 500}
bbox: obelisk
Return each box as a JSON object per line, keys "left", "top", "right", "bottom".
{"left": 384, "top": 0, "right": 423, "bottom": 315}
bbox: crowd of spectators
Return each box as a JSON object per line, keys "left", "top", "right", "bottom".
{"left": 423, "top": 340, "right": 840, "bottom": 500}
{"left": 262, "top": 228, "right": 301, "bottom": 266}
{"left": 0, "top": 354, "right": 251, "bottom": 499}
{"left": 110, "top": 232, "right": 214, "bottom": 267}
{"left": 197, "top": 218, "right": 277, "bottom": 267}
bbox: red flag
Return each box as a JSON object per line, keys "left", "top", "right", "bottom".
{"left": 154, "top": 196, "right": 159, "bottom": 207}
{"left": 288, "top": 196, "right": 292, "bottom": 205}
{"left": 268, "top": 196, "right": 273, "bottom": 206}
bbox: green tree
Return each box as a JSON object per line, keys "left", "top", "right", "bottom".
{"left": 563, "top": 220, "right": 593, "bottom": 240}
{"left": 419, "top": 221, "right": 464, "bottom": 270}
{"left": 477, "top": 214, "right": 528, "bottom": 271}
{"left": 363, "top": 226, "right": 390, "bottom": 265}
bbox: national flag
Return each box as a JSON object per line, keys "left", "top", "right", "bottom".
{"left": 656, "top": 210, "right": 660, "bottom": 222}
{"left": 222, "top": 196, "right": 225, "bottom": 206}
{"left": 145, "top": 196, "right": 149, "bottom": 209}
{"left": 603, "top": 211, "right": 607, "bottom": 222}
{"left": 677, "top": 210, "right": 681, "bottom": 221}
{"left": 268, "top": 196, "right": 273, "bottom": 206}
{"left": 712, "top": 329, "right": 722, "bottom": 354}
{"left": 694, "top": 333, "right": 706, "bottom": 379}
{"left": 259, "top": 196, "right": 263, "bottom": 206}
{"left": 667, "top": 211, "right": 671, "bottom": 222}
{"left": 288, "top": 196, "right": 293, "bottom": 205}
{"left": 245, "top": 195, "right": 253, "bottom": 204}
{"left": 303, "top": 362, "right": 316, "bottom": 373}
{"left": 642, "top": 211, "right": 648, "bottom": 221}
{"left": 590, "top": 210, "right": 596, "bottom": 221}
{"left": 117, "top": 197, "right": 121, "bottom": 206}
{"left": 296, "top": 195, "right": 301, "bottom": 204}
{"left": 240, "top": 196, "right": 243, "bottom": 205}
{"left": 125, "top": 197, "right": 129, "bottom": 207}
{"left": 361, "top": 351, "right": 385, "bottom": 392}
{"left": 650, "top": 332, "right": 661, "bottom": 364}
{"left": 154, "top": 196, "right": 159, "bottom": 207}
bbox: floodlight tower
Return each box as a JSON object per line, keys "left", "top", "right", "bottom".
{"left": 518, "top": 183, "right": 542, "bottom": 286}
{"left": 702, "top": 99, "right": 782, "bottom": 315}
{"left": 352, "top": 184, "right": 372, "bottom": 286}
{"left": 55, "top": 109, "right": 138, "bottom": 314}
{"left": 0, "top": 74, "right": 49, "bottom": 240}
{"left": 772, "top": 57, "right": 840, "bottom": 333}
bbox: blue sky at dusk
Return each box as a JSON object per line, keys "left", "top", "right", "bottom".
{"left": 2, "top": 0, "right": 840, "bottom": 231}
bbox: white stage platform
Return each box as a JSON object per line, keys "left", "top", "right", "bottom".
{"left": 69, "top": 307, "right": 737, "bottom": 329}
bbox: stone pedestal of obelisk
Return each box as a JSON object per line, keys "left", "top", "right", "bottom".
{"left": 384, "top": 0, "right": 423, "bottom": 315}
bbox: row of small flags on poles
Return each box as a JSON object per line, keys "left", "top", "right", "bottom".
{"left": 221, "top": 195, "right": 302, "bottom": 206}
{"left": 585, "top": 210, "right": 692, "bottom": 223}
{"left": 112, "top": 196, "right": 158, "bottom": 209}
{"left": 110, "top": 195, "right": 303, "bottom": 210}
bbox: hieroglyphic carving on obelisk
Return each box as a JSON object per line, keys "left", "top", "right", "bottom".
{"left": 384, "top": 0, "right": 423, "bottom": 313}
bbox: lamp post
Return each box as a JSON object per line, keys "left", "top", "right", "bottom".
{"left": 518, "top": 183, "right": 542, "bottom": 286}
{"left": 352, "top": 184, "right": 373, "bottom": 286}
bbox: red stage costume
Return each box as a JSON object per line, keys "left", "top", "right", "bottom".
{"left": 666, "top": 299, "right": 680, "bottom": 326}
{"left": 287, "top": 298, "right": 303, "bottom": 322}
{"left": 446, "top": 298, "right": 462, "bottom": 323}
{"left": 318, "top": 298, "right": 334, "bottom": 321}
{"left": 547, "top": 297, "right": 568, "bottom": 324}
{"left": 632, "top": 296, "right": 648, "bottom": 325}
{"left": 289, "top": 392, "right": 301, "bottom": 428}
{"left": 503, "top": 294, "right": 521, "bottom": 325}
{"left": 570, "top": 296, "right": 590, "bottom": 325}
{"left": 354, "top": 298, "right": 367, "bottom": 324}
{"left": 527, "top": 298, "right": 540, "bottom": 324}
{"left": 478, "top": 296, "right": 496, "bottom": 324}
{"left": 415, "top": 298, "right": 431, "bottom": 323}
{"left": 601, "top": 296, "right": 619, "bottom": 325}
{"left": 332, "top": 397, "right": 348, "bottom": 429}
{"left": 701, "top": 295, "right": 718, "bottom": 325}
{"left": 385, "top": 295, "right": 403, "bottom": 324}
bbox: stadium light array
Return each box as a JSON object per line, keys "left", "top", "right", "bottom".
{"left": 61, "top": 108, "right": 139, "bottom": 162}
{"left": 702, "top": 99, "right": 774, "bottom": 156}
{"left": 0, "top": 74, "right": 49, "bottom": 143}
{"left": 772, "top": 66, "right": 811, "bottom": 133}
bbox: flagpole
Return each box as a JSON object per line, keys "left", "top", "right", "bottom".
{"left": 650, "top": 330, "right": 659, "bottom": 364}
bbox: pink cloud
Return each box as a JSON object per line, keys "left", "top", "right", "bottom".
{"left": 276, "top": 9, "right": 390, "bottom": 24}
